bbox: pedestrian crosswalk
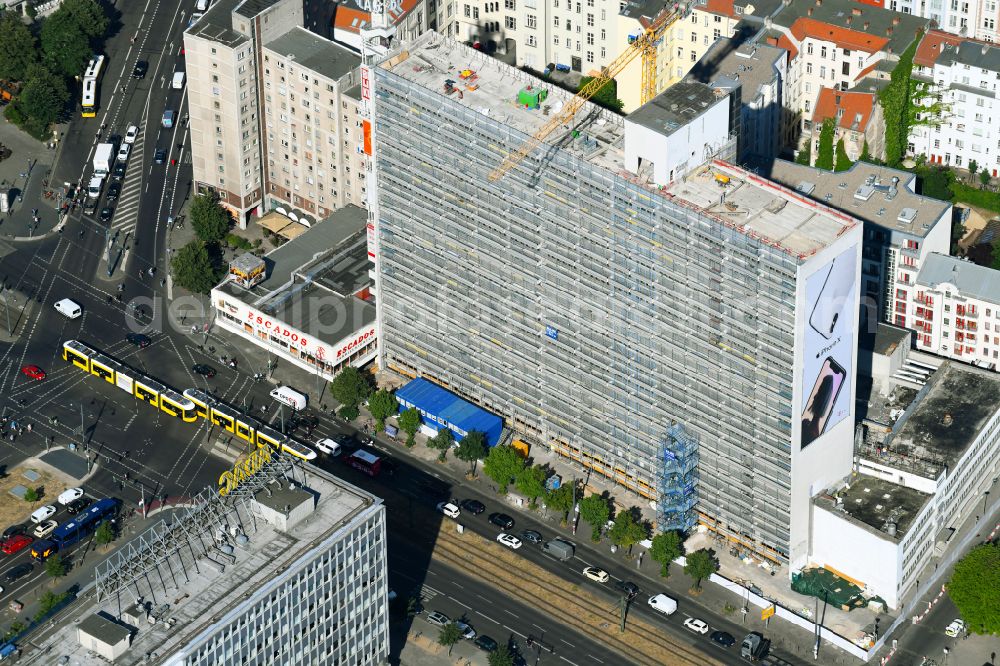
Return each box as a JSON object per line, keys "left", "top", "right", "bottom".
{"left": 111, "top": 121, "right": 147, "bottom": 235}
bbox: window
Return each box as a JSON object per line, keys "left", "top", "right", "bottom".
{"left": 842, "top": 61, "right": 850, "bottom": 76}
{"left": 526, "top": 13, "right": 536, "bottom": 28}
{"left": 463, "top": 4, "right": 470, "bottom": 16}
{"left": 506, "top": 15, "right": 516, "bottom": 28}
{"left": 806, "top": 63, "right": 813, "bottom": 74}
{"left": 821, "top": 46, "right": 827, "bottom": 58}
{"left": 473, "top": 7, "right": 479, "bottom": 17}
{"left": 527, "top": 34, "right": 537, "bottom": 46}
{"left": 587, "top": 32, "right": 594, "bottom": 45}
{"left": 807, "top": 43, "right": 813, "bottom": 55}
{"left": 587, "top": 50, "right": 594, "bottom": 63}
{"left": 554, "top": 16, "right": 559, "bottom": 27}
{"left": 587, "top": 13, "right": 594, "bottom": 26}
{"left": 505, "top": 0, "right": 515, "bottom": 8}
{"left": 601, "top": 28, "right": 606, "bottom": 40}
{"left": 691, "top": 32, "right": 697, "bottom": 42}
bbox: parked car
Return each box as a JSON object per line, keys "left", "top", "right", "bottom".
{"left": 460, "top": 499, "right": 485, "bottom": 515}
{"left": 192, "top": 364, "right": 216, "bottom": 378}
{"left": 437, "top": 502, "right": 461, "bottom": 519}
{"left": 116, "top": 143, "right": 130, "bottom": 163}
{"left": 106, "top": 182, "right": 120, "bottom": 202}
{"left": 488, "top": 512, "right": 515, "bottom": 530}
{"left": 112, "top": 162, "right": 126, "bottom": 180}
{"left": 5, "top": 563, "right": 32, "bottom": 582}
{"left": 709, "top": 631, "right": 735, "bottom": 648}
{"left": 496, "top": 533, "right": 522, "bottom": 550}
{"left": 425, "top": 611, "right": 450, "bottom": 627}
{"left": 454, "top": 621, "right": 476, "bottom": 640}
{"left": 66, "top": 498, "right": 91, "bottom": 515}
{"left": 615, "top": 581, "right": 641, "bottom": 597}
{"left": 132, "top": 60, "right": 148, "bottom": 79}
{"left": 474, "top": 635, "right": 498, "bottom": 652}
{"left": 0, "top": 535, "right": 33, "bottom": 555}
{"left": 1, "top": 525, "right": 25, "bottom": 539}
{"left": 519, "top": 529, "right": 542, "bottom": 544}
{"left": 124, "top": 124, "right": 139, "bottom": 145}
{"left": 683, "top": 618, "right": 709, "bottom": 635}
{"left": 944, "top": 619, "right": 965, "bottom": 638}
{"left": 125, "top": 333, "right": 151, "bottom": 348}
{"left": 582, "top": 566, "right": 610, "bottom": 583}
{"left": 29, "top": 506, "right": 56, "bottom": 524}
{"left": 20, "top": 365, "right": 45, "bottom": 380}
{"left": 99, "top": 207, "right": 113, "bottom": 222}
{"left": 32, "top": 520, "right": 57, "bottom": 539}
{"left": 315, "top": 438, "right": 342, "bottom": 457}
{"left": 57, "top": 487, "right": 84, "bottom": 505}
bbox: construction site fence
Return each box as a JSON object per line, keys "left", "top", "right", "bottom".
{"left": 709, "top": 573, "right": 871, "bottom": 661}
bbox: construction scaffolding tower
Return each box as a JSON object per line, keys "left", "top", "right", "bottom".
{"left": 657, "top": 421, "right": 698, "bottom": 532}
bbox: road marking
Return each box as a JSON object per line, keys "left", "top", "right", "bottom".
{"left": 532, "top": 622, "right": 546, "bottom": 632}
{"left": 503, "top": 625, "right": 526, "bottom": 638}
{"left": 475, "top": 593, "right": 491, "bottom": 602}
{"left": 449, "top": 597, "right": 471, "bottom": 610}
{"left": 560, "top": 639, "right": 575, "bottom": 647}
{"left": 586, "top": 656, "right": 603, "bottom": 663}
{"left": 562, "top": 657, "right": 583, "bottom": 665}
{"left": 503, "top": 608, "right": 518, "bottom": 618}
{"left": 475, "top": 611, "right": 498, "bottom": 624}
{"left": 452, "top": 582, "right": 464, "bottom": 589}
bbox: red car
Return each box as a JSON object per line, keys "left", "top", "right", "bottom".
{"left": 20, "top": 365, "right": 45, "bottom": 380}
{"left": 1, "top": 534, "right": 33, "bottom": 555}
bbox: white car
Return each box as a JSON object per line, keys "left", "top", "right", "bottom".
{"left": 944, "top": 619, "right": 965, "bottom": 637}
{"left": 425, "top": 611, "right": 450, "bottom": 627}
{"left": 437, "top": 502, "right": 461, "bottom": 519}
{"left": 30, "top": 505, "right": 57, "bottom": 524}
{"left": 582, "top": 566, "right": 610, "bottom": 583}
{"left": 116, "top": 143, "right": 131, "bottom": 163}
{"left": 455, "top": 621, "right": 476, "bottom": 640}
{"left": 33, "top": 519, "right": 58, "bottom": 539}
{"left": 683, "top": 617, "right": 710, "bottom": 635}
{"left": 57, "top": 487, "right": 84, "bottom": 505}
{"left": 315, "top": 438, "right": 342, "bottom": 457}
{"left": 124, "top": 124, "right": 139, "bottom": 145}
{"left": 496, "top": 533, "right": 522, "bottom": 550}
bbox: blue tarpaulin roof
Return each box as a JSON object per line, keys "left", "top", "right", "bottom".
{"left": 395, "top": 377, "right": 504, "bottom": 446}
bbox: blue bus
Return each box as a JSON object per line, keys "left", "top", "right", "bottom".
{"left": 31, "top": 498, "right": 120, "bottom": 561}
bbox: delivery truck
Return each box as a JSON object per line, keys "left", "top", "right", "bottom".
{"left": 93, "top": 142, "right": 113, "bottom": 177}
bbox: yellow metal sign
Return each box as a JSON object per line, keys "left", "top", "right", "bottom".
{"left": 218, "top": 445, "right": 273, "bottom": 497}
{"left": 761, "top": 605, "right": 775, "bottom": 621}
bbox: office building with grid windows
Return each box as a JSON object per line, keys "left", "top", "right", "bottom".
{"left": 369, "top": 32, "right": 864, "bottom": 568}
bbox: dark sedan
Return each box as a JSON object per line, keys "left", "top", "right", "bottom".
{"left": 112, "top": 162, "right": 126, "bottom": 180}
{"left": 132, "top": 60, "right": 148, "bottom": 79}
{"left": 709, "top": 631, "right": 736, "bottom": 648}
{"left": 520, "top": 529, "right": 542, "bottom": 544}
{"left": 105, "top": 182, "right": 120, "bottom": 201}
{"left": 192, "top": 364, "right": 216, "bottom": 378}
{"left": 66, "top": 498, "right": 92, "bottom": 515}
{"left": 460, "top": 499, "right": 485, "bottom": 515}
{"left": 488, "top": 512, "right": 515, "bottom": 530}
{"left": 99, "top": 207, "right": 113, "bottom": 222}
{"left": 154, "top": 148, "right": 166, "bottom": 164}
{"left": 126, "top": 333, "right": 151, "bottom": 348}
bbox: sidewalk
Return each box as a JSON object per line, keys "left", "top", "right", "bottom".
{"left": 0, "top": 116, "right": 69, "bottom": 240}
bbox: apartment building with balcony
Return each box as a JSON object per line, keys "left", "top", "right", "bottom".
{"left": 908, "top": 254, "right": 1000, "bottom": 369}
{"left": 261, "top": 27, "right": 366, "bottom": 223}
{"left": 909, "top": 30, "right": 1000, "bottom": 174}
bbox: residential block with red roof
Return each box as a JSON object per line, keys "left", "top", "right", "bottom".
{"left": 805, "top": 88, "right": 885, "bottom": 165}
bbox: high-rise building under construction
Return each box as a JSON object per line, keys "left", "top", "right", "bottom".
{"left": 368, "top": 32, "right": 863, "bottom": 567}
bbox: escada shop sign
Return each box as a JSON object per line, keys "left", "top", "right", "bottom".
{"left": 336, "top": 327, "right": 376, "bottom": 358}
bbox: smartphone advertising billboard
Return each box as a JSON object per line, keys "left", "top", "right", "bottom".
{"left": 801, "top": 246, "right": 858, "bottom": 449}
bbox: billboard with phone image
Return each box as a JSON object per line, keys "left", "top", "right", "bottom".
{"left": 801, "top": 246, "right": 858, "bottom": 449}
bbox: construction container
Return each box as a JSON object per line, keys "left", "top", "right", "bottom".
{"left": 517, "top": 86, "right": 548, "bottom": 109}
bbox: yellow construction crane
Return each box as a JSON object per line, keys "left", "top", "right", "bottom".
{"left": 488, "top": 5, "right": 682, "bottom": 182}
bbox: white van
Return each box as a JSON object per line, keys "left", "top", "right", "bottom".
{"left": 269, "top": 386, "right": 307, "bottom": 411}
{"left": 172, "top": 71, "right": 185, "bottom": 89}
{"left": 315, "top": 438, "right": 342, "bottom": 457}
{"left": 195, "top": 0, "right": 210, "bottom": 10}
{"left": 54, "top": 298, "right": 83, "bottom": 319}
{"left": 647, "top": 594, "right": 677, "bottom": 616}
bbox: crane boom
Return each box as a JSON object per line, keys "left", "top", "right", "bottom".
{"left": 488, "top": 6, "right": 682, "bottom": 182}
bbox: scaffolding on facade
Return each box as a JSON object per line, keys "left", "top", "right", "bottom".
{"left": 657, "top": 421, "right": 699, "bottom": 532}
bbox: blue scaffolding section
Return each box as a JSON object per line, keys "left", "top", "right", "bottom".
{"left": 657, "top": 421, "right": 699, "bottom": 533}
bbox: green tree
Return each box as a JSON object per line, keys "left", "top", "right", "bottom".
{"left": 35, "top": 591, "right": 68, "bottom": 622}
{"left": 980, "top": 167, "right": 991, "bottom": 190}
{"left": 514, "top": 464, "right": 547, "bottom": 509}
{"left": 18, "top": 64, "right": 69, "bottom": 136}
{"left": 918, "top": 165, "right": 955, "bottom": 201}
{"left": 427, "top": 427, "right": 454, "bottom": 462}
{"left": 815, "top": 118, "right": 835, "bottom": 170}
{"left": 834, "top": 138, "right": 852, "bottom": 172}
{"left": 94, "top": 520, "right": 114, "bottom": 546}
{"left": 329, "top": 366, "right": 373, "bottom": 411}
{"left": 22, "top": 487, "right": 39, "bottom": 502}
{"left": 579, "top": 76, "right": 624, "bottom": 113}
{"left": 44, "top": 554, "right": 68, "bottom": 579}
{"left": 948, "top": 542, "right": 1000, "bottom": 635}
{"left": 438, "top": 622, "right": 463, "bottom": 655}
{"left": 189, "top": 194, "right": 232, "bottom": 243}
{"left": 879, "top": 36, "right": 921, "bottom": 166}
{"left": 397, "top": 407, "right": 421, "bottom": 448}
{"left": 684, "top": 548, "right": 719, "bottom": 590}
{"left": 455, "top": 430, "right": 488, "bottom": 475}
{"left": 171, "top": 240, "right": 219, "bottom": 294}
{"left": 968, "top": 159, "right": 979, "bottom": 183}
{"left": 0, "top": 12, "right": 38, "bottom": 81}
{"left": 57, "top": 0, "right": 110, "bottom": 40}
{"left": 544, "top": 482, "right": 575, "bottom": 522}
{"left": 39, "top": 11, "right": 90, "bottom": 79}
{"left": 650, "top": 530, "right": 685, "bottom": 578}
{"left": 482, "top": 444, "right": 526, "bottom": 494}
{"left": 488, "top": 644, "right": 515, "bottom": 666}
{"left": 578, "top": 494, "right": 611, "bottom": 542}
{"left": 859, "top": 140, "right": 872, "bottom": 164}
{"left": 608, "top": 509, "right": 648, "bottom": 553}
{"left": 795, "top": 141, "right": 811, "bottom": 165}
{"left": 367, "top": 388, "right": 398, "bottom": 432}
